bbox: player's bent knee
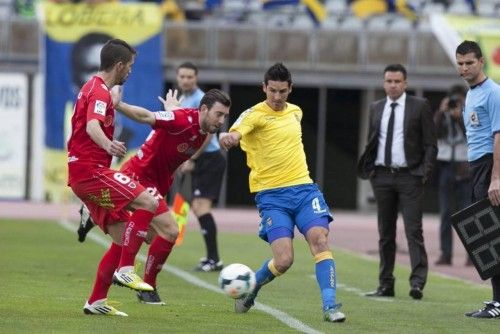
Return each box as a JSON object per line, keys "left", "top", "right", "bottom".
{"left": 134, "top": 191, "right": 159, "bottom": 212}
{"left": 274, "top": 256, "right": 293, "bottom": 273}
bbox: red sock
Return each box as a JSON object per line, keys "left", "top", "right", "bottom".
{"left": 118, "top": 209, "right": 154, "bottom": 269}
{"left": 88, "top": 242, "right": 122, "bottom": 304}
{"left": 144, "top": 236, "right": 175, "bottom": 288}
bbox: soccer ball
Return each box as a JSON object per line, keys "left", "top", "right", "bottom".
{"left": 218, "top": 263, "right": 256, "bottom": 299}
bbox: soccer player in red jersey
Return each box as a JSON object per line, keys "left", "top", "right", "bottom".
{"left": 113, "top": 89, "right": 231, "bottom": 305}
{"left": 67, "top": 39, "right": 182, "bottom": 316}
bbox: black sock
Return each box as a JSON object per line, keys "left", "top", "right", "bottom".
{"left": 198, "top": 213, "right": 219, "bottom": 262}
{"left": 492, "top": 274, "right": 500, "bottom": 302}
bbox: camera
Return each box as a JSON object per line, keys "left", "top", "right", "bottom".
{"left": 448, "top": 94, "right": 460, "bottom": 109}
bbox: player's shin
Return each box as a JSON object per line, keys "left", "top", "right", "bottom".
{"left": 314, "top": 251, "right": 337, "bottom": 311}
{"left": 143, "top": 235, "right": 175, "bottom": 287}
{"left": 118, "top": 209, "right": 155, "bottom": 269}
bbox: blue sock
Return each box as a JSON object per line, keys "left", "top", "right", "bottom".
{"left": 253, "top": 259, "right": 278, "bottom": 297}
{"left": 315, "top": 258, "right": 337, "bottom": 311}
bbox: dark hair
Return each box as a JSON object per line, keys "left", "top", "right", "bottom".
{"left": 71, "top": 32, "right": 112, "bottom": 89}
{"left": 199, "top": 89, "right": 231, "bottom": 110}
{"left": 177, "top": 62, "right": 198, "bottom": 75}
{"left": 384, "top": 64, "right": 407, "bottom": 80}
{"left": 456, "top": 40, "right": 483, "bottom": 59}
{"left": 99, "top": 39, "right": 136, "bottom": 72}
{"left": 264, "top": 62, "right": 292, "bottom": 86}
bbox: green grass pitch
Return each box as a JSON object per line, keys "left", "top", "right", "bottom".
{"left": 0, "top": 219, "right": 498, "bottom": 333}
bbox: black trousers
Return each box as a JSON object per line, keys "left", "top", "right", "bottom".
{"left": 469, "top": 154, "right": 500, "bottom": 301}
{"left": 370, "top": 168, "right": 428, "bottom": 288}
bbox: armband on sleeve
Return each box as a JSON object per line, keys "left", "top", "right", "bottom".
{"left": 154, "top": 111, "right": 175, "bottom": 128}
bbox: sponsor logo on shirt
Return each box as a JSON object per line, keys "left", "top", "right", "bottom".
{"left": 470, "top": 111, "right": 480, "bottom": 127}
{"left": 177, "top": 143, "right": 189, "bottom": 152}
{"left": 104, "top": 115, "right": 113, "bottom": 127}
{"left": 188, "top": 116, "right": 193, "bottom": 123}
{"left": 266, "top": 217, "right": 272, "bottom": 227}
{"left": 156, "top": 111, "right": 175, "bottom": 121}
{"left": 68, "top": 155, "right": 79, "bottom": 163}
{"left": 94, "top": 100, "right": 107, "bottom": 116}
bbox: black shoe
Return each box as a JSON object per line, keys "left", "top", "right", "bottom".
{"left": 365, "top": 286, "right": 395, "bottom": 297}
{"left": 194, "top": 258, "right": 224, "bottom": 272}
{"left": 137, "top": 289, "right": 166, "bottom": 306}
{"left": 435, "top": 255, "right": 451, "bottom": 266}
{"left": 468, "top": 301, "right": 500, "bottom": 318}
{"left": 77, "top": 205, "right": 95, "bottom": 243}
{"left": 409, "top": 286, "right": 423, "bottom": 300}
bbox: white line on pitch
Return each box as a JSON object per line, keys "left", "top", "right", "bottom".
{"left": 308, "top": 275, "right": 393, "bottom": 302}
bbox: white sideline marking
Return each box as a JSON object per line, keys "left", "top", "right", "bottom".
{"left": 308, "top": 275, "right": 393, "bottom": 302}
{"left": 59, "top": 220, "right": 324, "bottom": 334}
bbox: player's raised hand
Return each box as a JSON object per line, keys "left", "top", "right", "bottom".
{"left": 106, "top": 140, "right": 127, "bottom": 158}
{"left": 158, "top": 89, "right": 181, "bottom": 112}
{"left": 111, "top": 85, "right": 123, "bottom": 107}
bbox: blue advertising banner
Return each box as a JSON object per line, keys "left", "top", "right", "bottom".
{"left": 41, "top": 2, "right": 163, "bottom": 202}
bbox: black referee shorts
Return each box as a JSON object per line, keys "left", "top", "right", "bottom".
{"left": 192, "top": 150, "right": 226, "bottom": 202}
{"left": 469, "top": 153, "right": 493, "bottom": 202}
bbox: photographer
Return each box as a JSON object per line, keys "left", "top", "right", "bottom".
{"left": 433, "top": 85, "right": 471, "bottom": 266}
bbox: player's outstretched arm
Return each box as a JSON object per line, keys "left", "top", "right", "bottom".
{"left": 86, "top": 119, "right": 126, "bottom": 157}
{"left": 115, "top": 89, "right": 181, "bottom": 126}
{"left": 115, "top": 100, "right": 156, "bottom": 125}
{"left": 219, "top": 131, "right": 241, "bottom": 150}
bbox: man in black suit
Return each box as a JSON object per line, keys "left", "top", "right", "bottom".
{"left": 358, "top": 64, "right": 437, "bottom": 300}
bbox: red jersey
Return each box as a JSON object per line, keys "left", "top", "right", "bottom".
{"left": 122, "top": 108, "right": 207, "bottom": 196}
{"left": 67, "top": 76, "right": 116, "bottom": 185}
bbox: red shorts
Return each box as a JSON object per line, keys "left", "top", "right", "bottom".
{"left": 120, "top": 164, "right": 169, "bottom": 217}
{"left": 70, "top": 166, "right": 147, "bottom": 232}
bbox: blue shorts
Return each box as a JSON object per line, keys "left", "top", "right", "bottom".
{"left": 255, "top": 184, "right": 333, "bottom": 243}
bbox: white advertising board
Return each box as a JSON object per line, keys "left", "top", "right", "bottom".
{"left": 0, "top": 73, "right": 28, "bottom": 199}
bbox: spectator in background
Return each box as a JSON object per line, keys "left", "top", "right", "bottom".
{"left": 175, "top": 62, "right": 226, "bottom": 272}
{"left": 358, "top": 63, "right": 437, "bottom": 300}
{"left": 434, "top": 85, "right": 471, "bottom": 266}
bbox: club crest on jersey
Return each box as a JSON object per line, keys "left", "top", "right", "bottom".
{"left": 104, "top": 115, "right": 113, "bottom": 127}
{"left": 94, "top": 100, "right": 107, "bottom": 116}
{"left": 177, "top": 143, "right": 189, "bottom": 153}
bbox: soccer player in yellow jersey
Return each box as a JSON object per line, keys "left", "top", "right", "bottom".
{"left": 219, "top": 63, "right": 346, "bottom": 323}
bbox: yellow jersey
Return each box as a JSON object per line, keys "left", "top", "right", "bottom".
{"left": 229, "top": 101, "right": 313, "bottom": 193}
